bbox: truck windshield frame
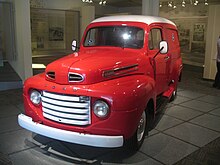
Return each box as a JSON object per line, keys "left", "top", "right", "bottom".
{"left": 83, "top": 26, "right": 144, "bottom": 49}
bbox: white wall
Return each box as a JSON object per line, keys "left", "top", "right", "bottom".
{"left": 42, "top": 0, "right": 85, "bottom": 10}
{"left": 203, "top": 5, "right": 220, "bottom": 80}
{"left": 81, "top": 6, "right": 95, "bottom": 38}
{"left": 95, "top": 5, "right": 118, "bottom": 17}
{"left": 142, "top": 0, "right": 159, "bottom": 16}
{"left": 118, "top": 6, "right": 141, "bottom": 15}
{"left": 10, "top": 0, "right": 32, "bottom": 81}
{"left": 159, "top": 4, "right": 208, "bottom": 18}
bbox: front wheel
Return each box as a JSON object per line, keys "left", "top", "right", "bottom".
{"left": 126, "top": 110, "right": 149, "bottom": 150}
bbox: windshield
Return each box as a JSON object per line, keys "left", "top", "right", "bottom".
{"left": 84, "top": 26, "right": 144, "bottom": 49}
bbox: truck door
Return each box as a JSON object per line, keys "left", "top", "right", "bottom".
{"left": 148, "top": 27, "right": 170, "bottom": 95}
{"left": 165, "top": 29, "right": 180, "bottom": 83}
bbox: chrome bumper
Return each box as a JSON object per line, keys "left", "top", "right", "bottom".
{"left": 18, "top": 114, "right": 123, "bottom": 148}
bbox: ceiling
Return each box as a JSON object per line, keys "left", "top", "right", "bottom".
{"left": 102, "top": 0, "right": 220, "bottom": 7}
{"left": 106, "top": 0, "right": 141, "bottom": 7}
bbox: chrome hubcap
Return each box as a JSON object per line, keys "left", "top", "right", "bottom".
{"left": 173, "top": 90, "right": 176, "bottom": 97}
{"left": 137, "top": 111, "right": 146, "bottom": 142}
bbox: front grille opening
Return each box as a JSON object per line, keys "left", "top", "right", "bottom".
{"left": 69, "top": 73, "right": 84, "bottom": 82}
{"left": 46, "top": 71, "right": 55, "bottom": 80}
{"left": 41, "top": 91, "right": 91, "bottom": 126}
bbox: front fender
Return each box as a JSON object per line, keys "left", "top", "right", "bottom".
{"left": 88, "top": 74, "right": 155, "bottom": 112}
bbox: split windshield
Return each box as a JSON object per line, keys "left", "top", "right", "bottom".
{"left": 84, "top": 26, "right": 144, "bottom": 49}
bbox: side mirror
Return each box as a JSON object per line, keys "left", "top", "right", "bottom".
{"left": 159, "top": 41, "right": 168, "bottom": 54}
{"left": 72, "top": 40, "right": 77, "bottom": 51}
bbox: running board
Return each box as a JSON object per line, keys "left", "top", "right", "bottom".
{"left": 163, "top": 86, "right": 175, "bottom": 100}
{"left": 155, "top": 96, "right": 169, "bottom": 115}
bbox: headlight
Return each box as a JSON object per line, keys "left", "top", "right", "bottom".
{"left": 30, "top": 90, "right": 41, "bottom": 105}
{"left": 93, "top": 100, "right": 109, "bottom": 118}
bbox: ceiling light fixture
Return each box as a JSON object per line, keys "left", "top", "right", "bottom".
{"left": 82, "top": 0, "right": 93, "bottom": 3}
{"left": 194, "top": 0, "right": 199, "bottom": 5}
{"left": 173, "top": 1, "right": 177, "bottom": 9}
{"left": 182, "top": 0, "right": 186, "bottom": 7}
{"left": 168, "top": 1, "right": 173, "bottom": 7}
{"left": 205, "top": 0, "right": 208, "bottom": 5}
{"left": 99, "top": 0, "right": 107, "bottom": 6}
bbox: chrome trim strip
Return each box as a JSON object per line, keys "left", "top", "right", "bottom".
{"left": 42, "top": 102, "right": 89, "bottom": 114}
{"left": 43, "top": 91, "right": 80, "bottom": 102}
{"left": 41, "top": 97, "right": 89, "bottom": 108}
{"left": 43, "top": 113, "right": 90, "bottom": 125}
{"left": 18, "top": 114, "right": 123, "bottom": 148}
{"left": 43, "top": 107, "right": 89, "bottom": 120}
{"left": 103, "top": 64, "right": 139, "bottom": 78}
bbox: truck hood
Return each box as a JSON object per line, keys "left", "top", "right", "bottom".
{"left": 45, "top": 48, "right": 144, "bottom": 85}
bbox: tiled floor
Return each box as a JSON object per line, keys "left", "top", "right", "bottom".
{"left": 0, "top": 65, "right": 220, "bottom": 165}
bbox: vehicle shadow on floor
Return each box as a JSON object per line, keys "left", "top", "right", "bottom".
{"left": 25, "top": 134, "right": 142, "bottom": 164}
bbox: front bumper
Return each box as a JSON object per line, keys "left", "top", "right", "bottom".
{"left": 18, "top": 114, "right": 123, "bottom": 148}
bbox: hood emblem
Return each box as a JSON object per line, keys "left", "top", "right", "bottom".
{"left": 73, "top": 87, "right": 78, "bottom": 91}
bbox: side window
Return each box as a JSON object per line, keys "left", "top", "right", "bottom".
{"left": 148, "top": 28, "right": 162, "bottom": 50}
{"left": 84, "top": 28, "right": 97, "bottom": 46}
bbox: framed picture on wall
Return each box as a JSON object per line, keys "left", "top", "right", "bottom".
{"left": 193, "top": 23, "right": 205, "bottom": 41}
{"left": 49, "top": 27, "right": 64, "bottom": 41}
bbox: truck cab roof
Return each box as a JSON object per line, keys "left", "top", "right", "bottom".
{"left": 92, "top": 15, "right": 176, "bottom": 26}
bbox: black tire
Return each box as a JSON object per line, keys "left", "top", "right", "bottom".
{"left": 126, "top": 110, "right": 149, "bottom": 150}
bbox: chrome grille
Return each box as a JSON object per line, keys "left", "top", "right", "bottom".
{"left": 41, "top": 91, "right": 90, "bottom": 126}
{"left": 68, "top": 72, "right": 84, "bottom": 82}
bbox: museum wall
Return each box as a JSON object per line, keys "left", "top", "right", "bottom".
{"left": 95, "top": 5, "right": 118, "bottom": 18}
{"left": 203, "top": 5, "right": 220, "bottom": 80}
{"left": 160, "top": 4, "right": 208, "bottom": 67}
{"left": 29, "top": 0, "right": 95, "bottom": 57}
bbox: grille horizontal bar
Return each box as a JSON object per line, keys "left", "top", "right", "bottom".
{"left": 42, "top": 102, "right": 89, "bottom": 114}
{"left": 43, "top": 113, "right": 90, "bottom": 125}
{"left": 42, "top": 97, "right": 89, "bottom": 108}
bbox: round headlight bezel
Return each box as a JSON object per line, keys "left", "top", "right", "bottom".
{"left": 93, "top": 100, "right": 109, "bottom": 118}
{"left": 30, "top": 90, "right": 41, "bottom": 105}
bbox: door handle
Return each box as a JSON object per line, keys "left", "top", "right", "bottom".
{"left": 164, "top": 56, "right": 170, "bottom": 61}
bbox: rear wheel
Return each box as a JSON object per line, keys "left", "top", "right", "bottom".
{"left": 170, "top": 84, "right": 177, "bottom": 102}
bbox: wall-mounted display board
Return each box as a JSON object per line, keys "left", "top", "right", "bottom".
{"left": 31, "top": 8, "right": 80, "bottom": 56}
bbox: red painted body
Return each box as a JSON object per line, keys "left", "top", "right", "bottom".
{"left": 23, "top": 18, "right": 182, "bottom": 142}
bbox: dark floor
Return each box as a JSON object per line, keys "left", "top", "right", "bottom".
{"left": 0, "top": 63, "right": 21, "bottom": 82}
{"left": 0, "top": 65, "right": 220, "bottom": 165}
{"left": 0, "top": 62, "right": 22, "bottom": 91}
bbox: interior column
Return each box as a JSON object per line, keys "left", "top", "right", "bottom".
{"left": 142, "top": 0, "right": 159, "bottom": 16}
